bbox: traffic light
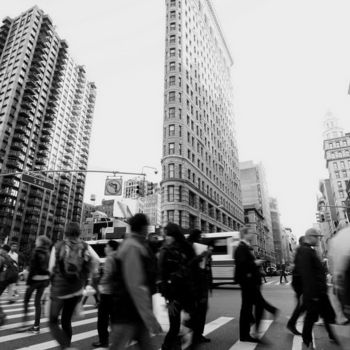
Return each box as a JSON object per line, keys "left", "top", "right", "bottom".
{"left": 135, "top": 182, "right": 144, "bottom": 197}
{"left": 316, "top": 211, "right": 325, "bottom": 222}
{"left": 147, "top": 182, "right": 154, "bottom": 195}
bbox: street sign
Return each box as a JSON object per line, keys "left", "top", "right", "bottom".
{"left": 21, "top": 174, "right": 54, "bottom": 191}
{"left": 104, "top": 177, "right": 123, "bottom": 196}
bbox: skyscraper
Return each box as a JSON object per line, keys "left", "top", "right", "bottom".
{"left": 269, "top": 197, "right": 283, "bottom": 265}
{"left": 323, "top": 112, "right": 350, "bottom": 225}
{"left": 0, "top": 6, "right": 96, "bottom": 248}
{"left": 161, "top": 0, "right": 244, "bottom": 233}
{"left": 239, "top": 161, "right": 275, "bottom": 262}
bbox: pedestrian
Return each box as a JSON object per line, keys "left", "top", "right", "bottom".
{"left": 91, "top": 239, "right": 119, "bottom": 348}
{"left": 234, "top": 226, "right": 279, "bottom": 343}
{"left": 328, "top": 223, "right": 350, "bottom": 325}
{"left": 287, "top": 235, "right": 306, "bottom": 336}
{"left": 257, "top": 257, "right": 267, "bottom": 283}
{"left": 159, "top": 223, "right": 199, "bottom": 350}
{"left": 7, "top": 242, "right": 19, "bottom": 303}
{"left": 294, "top": 228, "right": 339, "bottom": 349}
{"left": 18, "top": 235, "right": 51, "bottom": 334}
{"left": 109, "top": 213, "right": 161, "bottom": 350}
{"left": 48, "top": 222, "right": 98, "bottom": 350}
{"left": 279, "top": 262, "right": 288, "bottom": 284}
{"left": 0, "top": 244, "right": 19, "bottom": 326}
{"left": 187, "top": 229, "right": 212, "bottom": 344}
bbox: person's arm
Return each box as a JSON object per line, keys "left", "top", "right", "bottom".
{"left": 122, "top": 244, "right": 161, "bottom": 333}
{"left": 48, "top": 246, "right": 56, "bottom": 274}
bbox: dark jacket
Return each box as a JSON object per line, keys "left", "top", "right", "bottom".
{"left": 234, "top": 241, "right": 260, "bottom": 287}
{"left": 27, "top": 247, "right": 50, "bottom": 285}
{"left": 110, "top": 234, "right": 158, "bottom": 329}
{"left": 294, "top": 243, "right": 327, "bottom": 302}
{"left": 291, "top": 244, "right": 305, "bottom": 295}
{"left": 159, "top": 241, "right": 197, "bottom": 303}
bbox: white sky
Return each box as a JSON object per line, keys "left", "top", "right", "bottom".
{"left": 3, "top": 0, "right": 350, "bottom": 237}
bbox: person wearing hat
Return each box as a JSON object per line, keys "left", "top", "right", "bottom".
{"left": 294, "top": 228, "right": 339, "bottom": 349}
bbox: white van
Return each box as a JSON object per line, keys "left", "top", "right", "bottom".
{"left": 201, "top": 232, "right": 241, "bottom": 286}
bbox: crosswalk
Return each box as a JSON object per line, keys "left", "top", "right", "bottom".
{"left": 0, "top": 284, "right": 349, "bottom": 350}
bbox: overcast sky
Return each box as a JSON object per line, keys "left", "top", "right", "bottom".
{"left": 3, "top": 0, "right": 350, "bottom": 236}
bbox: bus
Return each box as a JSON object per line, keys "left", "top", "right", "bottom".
{"left": 201, "top": 231, "right": 241, "bottom": 286}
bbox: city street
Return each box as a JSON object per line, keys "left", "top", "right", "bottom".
{"left": 1, "top": 278, "right": 349, "bottom": 350}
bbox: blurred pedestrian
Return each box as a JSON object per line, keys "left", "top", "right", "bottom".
{"left": 109, "top": 214, "right": 161, "bottom": 350}
{"left": 0, "top": 244, "right": 19, "bottom": 326}
{"left": 257, "top": 257, "right": 267, "bottom": 283}
{"left": 279, "top": 262, "right": 288, "bottom": 284}
{"left": 188, "top": 229, "right": 212, "bottom": 344}
{"left": 287, "top": 235, "right": 306, "bottom": 336}
{"left": 7, "top": 242, "right": 19, "bottom": 302}
{"left": 159, "top": 223, "right": 198, "bottom": 350}
{"left": 295, "top": 228, "right": 339, "bottom": 349}
{"left": 49, "top": 222, "right": 98, "bottom": 350}
{"left": 91, "top": 239, "right": 119, "bottom": 348}
{"left": 235, "top": 227, "right": 279, "bottom": 343}
{"left": 328, "top": 223, "right": 350, "bottom": 325}
{"left": 18, "top": 235, "right": 51, "bottom": 334}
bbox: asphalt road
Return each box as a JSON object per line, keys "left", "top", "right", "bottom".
{"left": 0, "top": 277, "right": 349, "bottom": 349}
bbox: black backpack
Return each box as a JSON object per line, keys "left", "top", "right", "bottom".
{"left": 0, "top": 255, "right": 18, "bottom": 284}
{"left": 341, "top": 257, "right": 350, "bottom": 319}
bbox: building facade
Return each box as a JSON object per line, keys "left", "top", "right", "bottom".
{"left": 239, "top": 161, "right": 275, "bottom": 262}
{"left": 323, "top": 113, "right": 350, "bottom": 225}
{"left": 161, "top": 0, "right": 244, "bottom": 233}
{"left": 269, "top": 197, "right": 283, "bottom": 265}
{"left": 0, "top": 7, "right": 96, "bottom": 249}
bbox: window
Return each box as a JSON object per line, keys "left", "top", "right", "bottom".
{"left": 169, "top": 62, "right": 176, "bottom": 71}
{"left": 170, "top": 22, "right": 176, "bottom": 31}
{"left": 342, "top": 170, "right": 347, "bottom": 178}
{"left": 179, "top": 164, "right": 182, "bottom": 178}
{"left": 338, "top": 181, "right": 343, "bottom": 189}
{"left": 169, "top": 76, "right": 176, "bottom": 86}
{"left": 169, "top": 91, "right": 175, "bottom": 102}
{"left": 169, "top": 107, "right": 175, "bottom": 118}
{"left": 170, "top": 35, "right": 176, "bottom": 44}
{"left": 169, "top": 48, "right": 176, "bottom": 57}
{"left": 167, "top": 210, "right": 174, "bottom": 222}
{"left": 333, "top": 162, "right": 338, "bottom": 170}
{"left": 169, "top": 163, "right": 174, "bottom": 178}
{"left": 179, "top": 125, "right": 182, "bottom": 137}
{"left": 341, "top": 161, "right": 345, "bottom": 169}
{"left": 335, "top": 171, "right": 340, "bottom": 179}
{"left": 168, "top": 143, "right": 175, "bottom": 154}
{"left": 179, "top": 186, "right": 182, "bottom": 202}
{"left": 169, "top": 124, "right": 175, "bottom": 136}
{"left": 168, "top": 186, "right": 174, "bottom": 202}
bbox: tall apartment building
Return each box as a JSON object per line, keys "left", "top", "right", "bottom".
{"left": 269, "top": 197, "right": 283, "bottom": 265}
{"left": 161, "top": 0, "right": 244, "bottom": 233}
{"left": 0, "top": 7, "right": 96, "bottom": 249}
{"left": 323, "top": 112, "right": 350, "bottom": 225}
{"left": 240, "top": 161, "right": 275, "bottom": 262}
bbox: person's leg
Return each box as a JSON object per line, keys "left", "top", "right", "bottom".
{"left": 109, "top": 323, "right": 135, "bottom": 350}
{"left": 61, "top": 295, "right": 82, "bottom": 346}
{"left": 49, "top": 297, "right": 66, "bottom": 348}
{"left": 33, "top": 282, "right": 47, "bottom": 328}
{"left": 239, "top": 285, "right": 254, "bottom": 339}
{"left": 23, "top": 284, "right": 35, "bottom": 317}
{"left": 162, "top": 299, "right": 182, "bottom": 349}
{"left": 288, "top": 293, "right": 303, "bottom": 329}
{"left": 302, "top": 301, "right": 319, "bottom": 347}
{"left": 135, "top": 321, "right": 157, "bottom": 350}
{"left": 284, "top": 273, "right": 288, "bottom": 283}
{"left": 97, "top": 294, "right": 110, "bottom": 345}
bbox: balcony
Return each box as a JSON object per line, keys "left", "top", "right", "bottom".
{"left": 29, "top": 189, "right": 43, "bottom": 199}
{"left": 7, "top": 159, "right": 23, "bottom": 171}
{"left": 11, "top": 141, "right": 26, "bottom": 152}
{"left": 0, "top": 188, "right": 18, "bottom": 199}
{"left": 41, "top": 128, "right": 52, "bottom": 137}
{"left": 25, "top": 216, "right": 40, "bottom": 225}
{"left": 28, "top": 198, "right": 42, "bottom": 207}
{"left": 38, "top": 142, "right": 49, "bottom": 150}
{"left": 40, "top": 135, "right": 51, "bottom": 144}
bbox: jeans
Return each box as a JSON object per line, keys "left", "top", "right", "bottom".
{"left": 97, "top": 294, "right": 113, "bottom": 344}
{"left": 0, "top": 280, "right": 10, "bottom": 296}
{"left": 110, "top": 322, "right": 155, "bottom": 350}
{"left": 23, "top": 280, "right": 49, "bottom": 327}
{"left": 49, "top": 295, "right": 82, "bottom": 349}
{"left": 280, "top": 272, "right": 288, "bottom": 283}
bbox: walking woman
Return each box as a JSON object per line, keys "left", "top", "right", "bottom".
{"left": 159, "top": 223, "right": 198, "bottom": 350}
{"left": 18, "top": 235, "right": 51, "bottom": 333}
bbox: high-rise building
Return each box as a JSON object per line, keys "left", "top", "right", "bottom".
{"left": 269, "top": 197, "right": 283, "bottom": 265}
{"left": 322, "top": 112, "right": 350, "bottom": 224}
{"left": 0, "top": 7, "right": 96, "bottom": 248}
{"left": 239, "top": 161, "right": 275, "bottom": 262}
{"left": 161, "top": 0, "right": 244, "bottom": 233}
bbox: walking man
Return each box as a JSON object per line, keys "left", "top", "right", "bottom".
{"left": 109, "top": 214, "right": 161, "bottom": 350}
{"left": 287, "top": 236, "right": 306, "bottom": 336}
{"left": 279, "top": 262, "right": 288, "bottom": 284}
{"left": 91, "top": 240, "right": 119, "bottom": 348}
{"left": 294, "top": 228, "right": 339, "bottom": 349}
{"left": 7, "top": 242, "right": 19, "bottom": 302}
{"left": 235, "top": 226, "right": 278, "bottom": 343}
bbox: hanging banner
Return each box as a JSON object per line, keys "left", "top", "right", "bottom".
{"left": 104, "top": 177, "right": 123, "bottom": 196}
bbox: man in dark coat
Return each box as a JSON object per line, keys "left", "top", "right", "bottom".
{"left": 234, "top": 226, "right": 278, "bottom": 343}
{"left": 294, "top": 228, "right": 339, "bottom": 348}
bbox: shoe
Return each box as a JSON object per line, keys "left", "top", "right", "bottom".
{"left": 198, "top": 335, "right": 211, "bottom": 343}
{"left": 27, "top": 326, "right": 40, "bottom": 334}
{"left": 240, "top": 336, "right": 261, "bottom": 343}
{"left": 92, "top": 341, "right": 108, "bottom": 348}
{"left": 287, "top": 323, "right": 302, "bottom": 336}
